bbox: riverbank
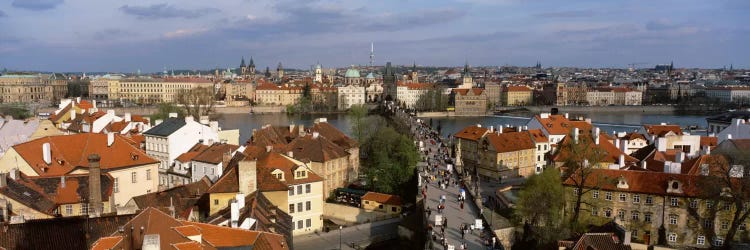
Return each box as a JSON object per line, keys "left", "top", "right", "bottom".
{"left": 417, "top": 105, "right": 714, "bottom": 118}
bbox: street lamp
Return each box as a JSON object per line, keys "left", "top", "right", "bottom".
{"left": 339, "top": 225, "right": 343, "bottom": 250}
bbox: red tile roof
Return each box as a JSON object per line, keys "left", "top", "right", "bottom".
{"left": 90, "top": 236, "right": 123, "bottom": 250}
{"left": 504, "top": 85, "right": 532, "bottom": 92}
{"left": 554, "top": 133, "right": 638, "bottom": 164}
{"left": 12, "top": 133, "right": 158, "bottom": 176}
{"left": 361, "top": 191, "right": 402, "bottom": 206}
{"left": 533, "top": 115, "right": 593, "bottom": 135}
{"left": 485, "top": 131, "right": 535, "bottom": 153}
{"left": 454, "top": 125, "right": 489, "bottom": 141}
{"left": 192, "top": 143, "right": 239, "bottom": 165}
{"left": 642, "top": 124, "right": 683, "bottom": 136}
{"left": 452, "top": 88, "right": 484, "bottom": 96}
{"left": 256, "top": 152, "right": 324, "bottom": 192}
{"left": 563, "top": 168, "right": 703, "bottom": 197}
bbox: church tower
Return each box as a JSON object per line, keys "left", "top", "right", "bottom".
{"left": 249, "top": 57, "right": 256, "bottom": 76}
{"left": 239, "top": 57, "right": 247, "bottom": 76}
{"left": 277, "top": 62, "right": 284, "bottom": 79}
{"left": 460, "top": 61, "right": 473, "bottom": 88}
{"left": 314, "top": 63, "right": 323, "bottom": 83}
{"left": 410, "top": 61, "right": 418, "bottom": 83}
{"left": 383, "top": 62, "right": 397, "bottom": 101}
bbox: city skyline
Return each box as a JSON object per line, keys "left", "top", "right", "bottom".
{"left": 0, "top": 0, "right": 748, "bottom": 72}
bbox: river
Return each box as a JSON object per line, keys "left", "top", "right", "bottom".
{"left": 217, "top": 112, "right": 709, "bottom": 143}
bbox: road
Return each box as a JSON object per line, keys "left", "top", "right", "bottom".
{"left": 293, "top": 218, "right": 400, "bottom": 250}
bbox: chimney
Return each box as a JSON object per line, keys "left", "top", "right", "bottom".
{"left": 124, "top": 113, "right": 131, "bottom": 122}
{"left": 728, "top": 134, "right": 733, "bottom": 140}
{"left": 142, "top": 234, "right": 160, "bottom": 250}
{"left": 107, "top": 132, "right": 115, "bottom": 147}
{"left": 289, "top": 124, "right": 295, "bottom": 133}
{"left": 623, "top": 231, "right": 632, "bottom": 245}
{"left": 238, "top": 160, "right": 257, "bottom": 194}
{"left": 92, "top": 100, "right": 97, "bottom": 108}
{"left": 231, "top": 201, "right": 240, "bottom": 228}
{"left": 657, "top": 138, "right": 667, "bottom": 152}
{"left": 70, "top": 109, "right": 76, "bottom": 120}
{"left": 43, "top": 142, "right": 52, "bottom": 164}
{"left": 312, "top": 132, "right": 320, "bottom": 139}
{"left": 621, "top": 140, "right": 629, "bottom": 154}
{"left": 675, "top": 151, "right": 684, "bottom": 163}
{"left": 298, "top": 124, "right": 305, "bottom": 136}
{"left": 199, "top": 116, "right": 209, "bottom": 125}
{"left": 516, "top": 126, "right": 522, "bottom": 132}
{"left": 209, "top": 121, "right": 219, "bottom": 132}
{"left": 185, "top": 116, "right": 194, "bottom": 123}
{"left": 488, "top": 126, "right": 494, "bottom": 133}
{"left": 287, "top": 151, "right": 293, "bottom": 158}
{"left": 236, "top": 193, "right": 245, "bottom": 210}
{"left": 155, "top": 119, "right": 163, "bottom": 126}
{"left": 564, "top": 113, "right": 569, "bottom": 119}
{"left": 619, "top": 154, "right": 625, "bottom": 168}
{"left": 476, "top": 124, "right": 482, "bottom": 128}
{"left": 223, "top": 151, "right": 232, "bottom": 164}
{"left": 704, "top": 146, "right": 711, "bottom": 155}
{"left": 573, "top": 127, "right": 579, "bottom": 144}
{"left": 540, "top": 113, "right": 549, "bottom": 119}
{"left": 640, "top": 161, "right": 647, "bottom": 169}
{"left": 88, "top": 154, "right": 102, "bottom": 217}
{"left": 615, "top": 139, "right": 620, "bottom": 149}
{"left": 594, "top": 127, "right": 600, "bottom": 145}
{"left": 523, "top": 125, "right": 528, "bottom": 131}
{"left": 9, "top": 168, "right": 18, "bottom": 181}
{"left": 266, "top": 145, "right": 273, "bottom": 152}
{"left": 168, "top": 112, "right": 178, "bottom": 118}
{"left": 60, "top": 176, "right": 66, "bottom": 188}
{"left": 106, "top": 109, "right": 115, "bottom": 116}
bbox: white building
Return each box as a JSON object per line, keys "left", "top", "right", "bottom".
{"left": 143, "top": 114, "right": 219, "bottom": 188}
{"left": 337, "top": 85, "right": 366, "bottom": 110}
{"left": 395, "top": 82, "right": 432, "bottom": 108}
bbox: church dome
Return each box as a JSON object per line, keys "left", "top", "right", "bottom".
{"left": 345, "top": 67, "right": 361, "bottom": 78}
{"left": 365, "top": 72, "right": 375, "bottom": 79}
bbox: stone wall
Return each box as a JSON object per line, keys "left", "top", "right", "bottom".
{"left": 323, "top": 202, "right": 396, "bottom": 225}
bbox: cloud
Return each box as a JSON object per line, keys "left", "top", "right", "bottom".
{"left": 535, "top": 10, "right": 595, "bottom": 18}
{"left": 645, "top": 19, "right": 678, "bottom": 31}
{"left": 119, "top": 4, "right": 220, "bottom": 19}
{"left": 0, "top": 10, "right": 6, "bottom": 17}
{"left": 163, "top": 28, "right": 208, "bottom": 39}
{"left": 11, "top": 0, "right": 63, "bottom": 10}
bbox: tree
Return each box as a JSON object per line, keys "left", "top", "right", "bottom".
{"left": 515, "top": 168, "right": 567, "bottom": 247}
{"left": 175, "top": 86, "right": 216, "bottom": 119}
{"left": 362, "top": 126, "right": 419, "bottom": 197}
{"left": 150, "top": 102, "right": 185, "bottom": 121}
{"left": 686, "top": 149, "right": 750, "bottom": 249}
{"left": 348, "top": 104, "right": 368, "bottom": 144}
{"left": 558, "top": 130, "right": 608, "bottom": 227}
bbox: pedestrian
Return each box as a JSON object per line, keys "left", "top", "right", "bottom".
{"left": 460, "top": 200, "right": 464, "bottom": 210}
{"left": 427, "top": 207, "right": 431, "bottom": 216}
{"left": 443, "top": 217, "right": 447, "bottom": 229}
{"left": 441, "top": 225, "right": 445, "bottom": 234}
{"left": 460, "top": 226, "right": 465, "bottom": 239}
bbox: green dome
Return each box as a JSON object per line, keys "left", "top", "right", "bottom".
{"left": 345, "top": 68, "right": 361, "bottom": 78}
{"left": 365, "top": 72, "right": 375, "bottom": 79}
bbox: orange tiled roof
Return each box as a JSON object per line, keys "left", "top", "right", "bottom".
{"left": 77, "top": 100, "right": 93, "bottom": 110}
{"left": 12, "top": 133, "right": 158, "bottom": 176}
{"left": 553, "top": 133, "right": 638, "bottom": 164}
{"left": 284, "top": 134, "right": 349, "bottom": 163}
{"left": 454, "top": 125, "right": 489, "bottom": 141}
{"left": 361, "top": 191, "right": 402, "bottom": 206}
{"left": 173, "top": 225, "right": 202, "bottom": 237}
{"left": 527, "top": 129, "right": 549, "bottom": 142}
{"left": 256, "top": 152, "right": 323, "bottom": 192}
{"left": 563, "top": 168, "right": 703, "bottom": 197}
{"left": 452, "top": 88, "right": 484, "bottom": 95}
{"left": 504, "top": 85, "right": 532, "bottom": 92}
{"left": 534, "top": 115, "right": 593, "bottom": 135}
{"left": 91, "top": 236, "right": 123, "bottom": 250}
{"left": 642, "top": 124, "right": 683, "bottom": 136}
{"left": 192, "top": 143, "right": 239, "bottom": 165}
{"left": 396, "top": 81, "right": 433, "bottom": 90}
{"left": 182, "top": 221, "right": 261, "bottom": 248}
{"left": 172, "top": 241, "right": 202, "bottom": 250}
{"left": 485, "top": 131, "right": 535, "bottom": 153}
{"left": 700, "top": 136, "right": 717, "bottom": 148}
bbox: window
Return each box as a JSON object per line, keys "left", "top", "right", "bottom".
{"left": 146, "top": 169, "right": 152, "bottom": 180}
{"left": 592, "top": 190, "right": 599, "bottom": 199}
{"left": 131, "top": 172, "right": 137, "bottom": 183}
{"left": 306, "top": 201, "right": 311, "bottom": 211}
{"left": 669, "top": 215, "right": 677, "bottom": 225}
{"left": 707, "top": 200, "right": 713, "bottom": 209}
{"left": 81, "top": 203, "right": 89, "bottom": 215}
{"left": 619, "top": 193, "right": 627, "bottom": 202}
{"left": 297, "top": 220, "right": 303, "bottom": 229}
{"left": 392, "top": 207, "right": 397, "bottom": 212}
{"left": 289, "top": 187, "right": 294, "bottom": 196}
{"left": 670, "top": 197, "right": 679, "bottom": 207}
{"left": 645, "top": 196, "right": 653, "bottom": 205}
{"left": 723, "top": 202, "right": 731, "bottom": 211}
{"left": 66, "top": 204, "right": 73, "bottom": 215}
{"left": 306, "top": 184, "right": 311, "bottom": 193}
{"left": 644, "top": 213, "right": 652, "bottom": 223}
{"left": 632, "top": 230, "right": 638, "bottom": 238}
{"left": 721, "top": 220, "right": 729, "bottom": 230}
{"left": 740, "top": 224, "right": 747, "bottom": 231}
{"left": 605, "top": 192, "right": 612, "bottom": 201}
{"left": 703, "top": 219, "right": 713, "bottom": 229}
{"left": 306, "top": 218, "right": 311, "bottom": 228}
{"left": 378, "top": 204, "right": 384, "bottom": 209}
{"left": 631, "top": 211, "right": 640, "bottom": 221}
{"left": 297, "top": 202, "right": 302, "bottom": 212}
{"left": 668, "top": 233, "right": 677, "bottom": 242}
{"left": 618, "top": 210, "right": 625, "bottom": 220}
{"left": 573, "top": 188, "right": 579, "bottom": 195}
{"left": 632, "top": 194, "right": 640, "bottom": 203}
{"left": 714, "top": 237, "right": 724, "bottom": 246}
{"left": 297, "top": 185, "right": 303, "bottom": 195}
{"left": 289, "top": 204, "right": 295, "bottom": 213}
{"left": 605, "top": 208, "right": 612, "bottom": 217}
{"left": 697, "top": 235, "right": 705, "bottom": 245}
{"left": 214, "top": 199, "right": 219, "bottom": 205}
{"left": 114, "top": 178, "right": 119, "bottom": 193}
{"left": 689, "top": 200, "right": 698, "bottom": 209}
{"left": 591, "top": 207, "right": 598, "bottom": 216}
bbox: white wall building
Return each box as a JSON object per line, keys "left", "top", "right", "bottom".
{"left": 337, "top": 85, "right": 366, "bottom": 110}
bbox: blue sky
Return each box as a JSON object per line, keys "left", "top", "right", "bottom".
{"left": 0, "top": 0, "right": 747, "bottom": 72}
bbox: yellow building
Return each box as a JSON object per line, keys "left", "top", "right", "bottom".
{"left": 0, "top": 74, "right": 54, "bottom": 104}
{"left": 501, "top": 85, "right": 533, "bottom": 106}
{"left": 111, "top": 77, "right": 214, "bottom": 104}
{"left": 453, "top": 88, "right": 487, "bottom": 116}
{"left": 454, "top": 125, "right": 489, "bottom": 170}
{"left": 361, "top": 192, "right": 402, "bottom": 215}
{"left": 478, "top": 130, "right": 537, "bottom": 179}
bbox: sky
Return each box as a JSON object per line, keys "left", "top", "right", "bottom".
{"left": 0, "top": 0, "right": 747, "bottom": 72}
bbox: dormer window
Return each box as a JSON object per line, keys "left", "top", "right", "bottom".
{"left": 616, "top": 176, "right": 629, "bottom": 189}
{"left": 295, "top": 169, "right": 307, "bottom": 179}
{"left": 667, "top": 179, "right": 683, "bottom": 194}
{"left": 272, "top": 169, "right": 285, "bottom": 181}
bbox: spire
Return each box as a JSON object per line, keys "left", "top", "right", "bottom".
{"left": 249, "top": 57, "right": 255, "bottom": 67}
{"left": 413, "top": 61, "right": 417, "bottom": 71}
{"left": 369, "top": 42, "right": 374, "bottom": 67}
{"left": 277, "top": 62, "right": 283, "bottom": 71}
{"left": 240, "top": 57, "right": 246, "bottom": 68}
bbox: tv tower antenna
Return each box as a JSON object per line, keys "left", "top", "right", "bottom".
{"left": 369, "top": 42, "right": 374, "bottom": 67}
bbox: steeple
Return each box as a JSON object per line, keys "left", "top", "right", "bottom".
{"left": 240, "top": 57, "right": 246, "bottom": 68}
{"left": 412, "top": 61, "right": 417, "bottom": 71}
{"left": 249, "top": 57, "right": 256, "bottom": 75}
{"left": 277, "top": 62, "right": 284, "bottom": 79}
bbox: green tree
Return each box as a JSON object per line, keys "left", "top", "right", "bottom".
{"left": 348, "top": 104, "right": 368, "bottom": 144}
{"left": 515, "top": 168, "right": 567, "bottom": 247}
{"left": 559, "top": 130, "right": 608, "bottom": 228}
{"left": 150, "top": 102, "right": 185, "bottom": 121}
{"left": 176, "top": 86, "right": 217, "bottom": 119}
{"left": 362, "top": 126, "right": 419, "bottom": 196}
